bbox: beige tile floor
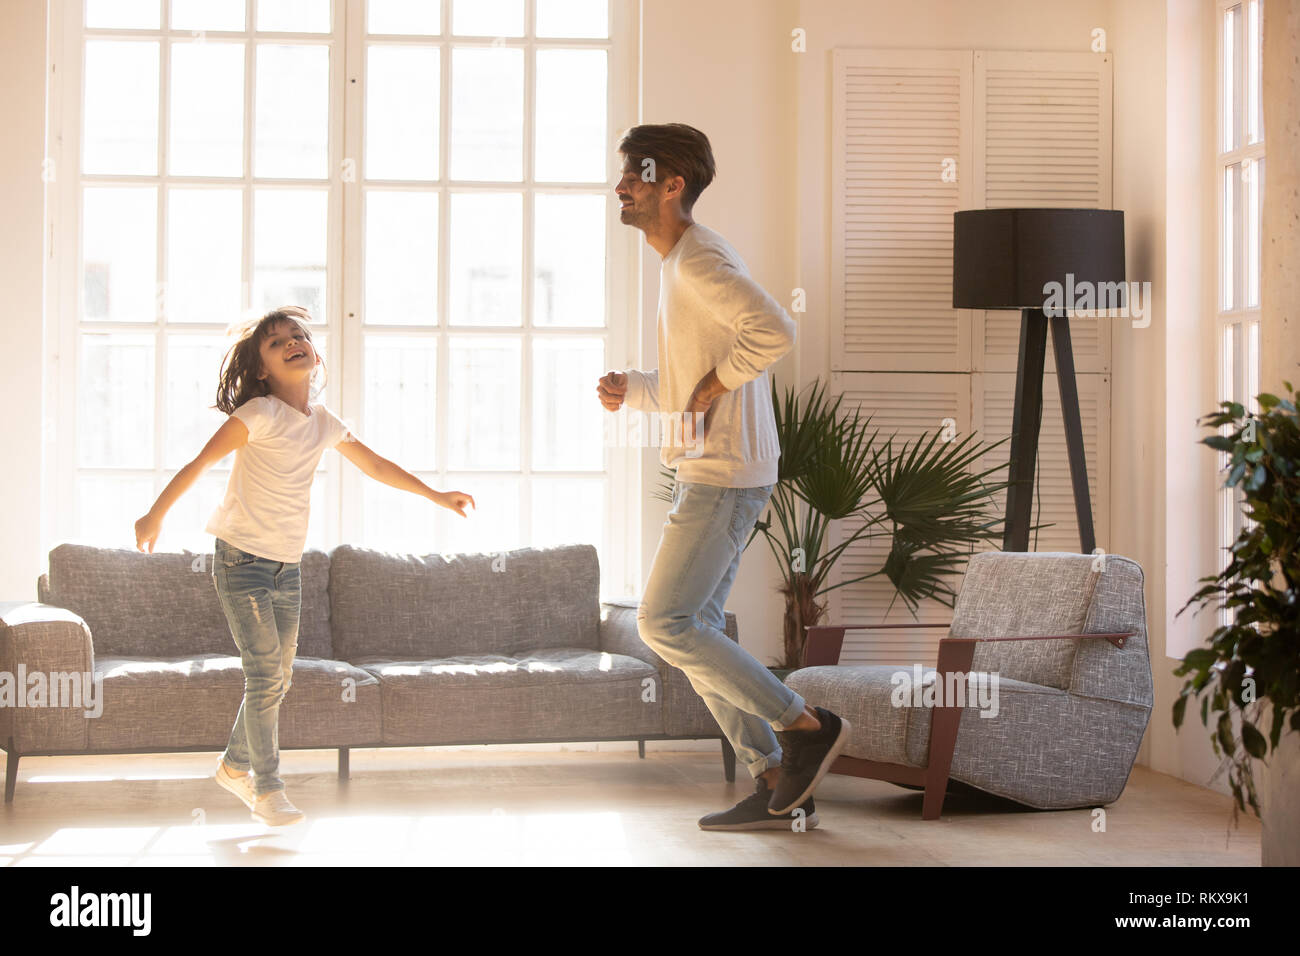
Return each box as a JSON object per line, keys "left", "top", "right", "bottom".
{"left": 0, "top": 747, "right": 1261, "bottom": 866}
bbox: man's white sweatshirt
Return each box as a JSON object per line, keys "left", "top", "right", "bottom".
{"left": 623, "top": 222, "right": 796, "bottom": 487}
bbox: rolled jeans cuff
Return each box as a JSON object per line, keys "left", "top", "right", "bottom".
{"left": 746, "top": 751, "right": 783, "bottom": 778}
{"left": 773, "top": 688, "right": 807, "bottom": 731}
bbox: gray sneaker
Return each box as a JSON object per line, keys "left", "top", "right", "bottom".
{"left": 699, "top": 777, "right": 818, "bottom": 831}
{"left": 768, "top": 706, "right": 851, "bottom": 815}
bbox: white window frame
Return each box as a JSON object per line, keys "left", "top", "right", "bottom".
{"left": 1214, "top": 0, "right": 1264, "bottom": 627}
{"left": 45, "top": 0, "right": 642, "bottom": 599}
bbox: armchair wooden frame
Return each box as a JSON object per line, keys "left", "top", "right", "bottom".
{"left": 803, "top": 622, "right": 1135, "bottom": 820}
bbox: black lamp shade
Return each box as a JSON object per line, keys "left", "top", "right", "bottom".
{"left": 952, "top": 208, "right": 1125, "bottom": 310}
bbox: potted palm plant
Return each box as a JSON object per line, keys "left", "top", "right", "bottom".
{"left": 1174, "top": 381, "right": 1300, "bottom": 862}
{"left": 657, "top": 378, "right": 1016, "bottom": 671}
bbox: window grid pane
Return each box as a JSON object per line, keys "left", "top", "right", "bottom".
{"left": 168, "top": 39, "right": 245, "bottom": 177}
{"left": 82, "top": 186, "right": 158, "bottom": 323}
{"left": 449, "top": 47, "right": 524, "bottom": 182}
{"left": 86, "top": 0, "right": 161, "bottom": 30}
{"left": 369, "top": 0, "right": 442, "bottom": 36}
{"left": 366, "top": 45, "right": 440, "bottom": 181}
{"left": 83, "top": 40, "right": 160, "bottom": 175}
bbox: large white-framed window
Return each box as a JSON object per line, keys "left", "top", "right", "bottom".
{"left": 47, "top": 0, "right": 640, "bottom": 596}
{"left": 1215, "top": 0, "right": 1264, "bottom": 626}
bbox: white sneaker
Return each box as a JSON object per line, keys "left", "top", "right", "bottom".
{"left": 214, "top": 760, "right": 256, "bottom": 810}
{"left": 252, "top": 789, "right": 305, "bottom": 827}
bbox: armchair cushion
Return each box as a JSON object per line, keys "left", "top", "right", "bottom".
{"left": 1073, "top": 555, "right": 1153, "bottom": 706}
{"left": 952, "top": 551, "right": 1100, "bottom": 690}
{"left": 787, "top": 664, "right": 1062, "bottom": 767}
{"left": 905, "top": 688, "right": 1152, "bottom": 808}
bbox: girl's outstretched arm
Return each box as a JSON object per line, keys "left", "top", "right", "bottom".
{"left": 336, "top": 437, "right": 476, "bottom": 517}
{"left": 134, "top": 417, "right": 250, "bottom": 552}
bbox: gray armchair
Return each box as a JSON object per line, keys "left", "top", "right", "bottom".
{"left": 786, "top": 551, "right": 1154, "bottom": 820}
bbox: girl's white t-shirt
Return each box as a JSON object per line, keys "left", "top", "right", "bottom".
{"left": 205, "top": 395, "right": 352, "bottom": 563}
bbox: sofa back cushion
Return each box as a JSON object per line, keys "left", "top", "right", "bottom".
{"left": 44, "top": 544, "right": 333, "bottom": 659}
{"left": 328, "top": 544, "right": 600, "bottom": 661}
{"left": 950, "top": 551, "right": 1100, "bottom": 690}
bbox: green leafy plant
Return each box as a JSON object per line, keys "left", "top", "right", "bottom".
{"left": 656, "top": 378, "right": 1021, "bottom": 668}
{"left": 1174, "top": 381, "right": 1300, "bottom": 824}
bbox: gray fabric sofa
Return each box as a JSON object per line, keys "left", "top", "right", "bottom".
{"left": 787, "top": 550, "right": 1154, "bottom": 820}
{"left": 0, "top": 542, "right": 739, "bottom": 802}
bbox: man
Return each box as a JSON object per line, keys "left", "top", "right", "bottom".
{"left": 597, "top": 123, "right": 850, "bottom": 831}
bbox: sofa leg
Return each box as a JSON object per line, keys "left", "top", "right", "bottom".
{"left": 4, "top": 739, "right": 17, "bottom": 804}
{"left": 337, "top": 747, "right": 350, "bottom": 782}
{"left": 720, "top": 737, "right": 736, "bottom": 783}
{"left": 637, "top": 740, "right": 645, "bottom": 759}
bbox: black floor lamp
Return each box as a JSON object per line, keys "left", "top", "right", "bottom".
{"left": 952, "top": 208, "right": 1126, "bottom": 554}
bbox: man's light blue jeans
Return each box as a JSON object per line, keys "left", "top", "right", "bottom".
{"left": 211, "top": 537, "right": 300, "bottom": 796}
{"left": 637, "top": 480, "right": 806, "bottom": 778}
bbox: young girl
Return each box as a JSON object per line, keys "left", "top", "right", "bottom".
{"left": 134, "top": 306, "right": 474, "bottom": 826}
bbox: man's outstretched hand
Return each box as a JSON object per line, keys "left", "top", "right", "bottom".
{"left": 597, "top": 371, "right": 628, "bottom": 411}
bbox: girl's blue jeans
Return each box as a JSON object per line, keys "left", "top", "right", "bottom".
{"left": 211, "top": 537, "right": 300, "bottom": 796}
{"left": 637, "top": 480, "right": 806, "bottom": 779}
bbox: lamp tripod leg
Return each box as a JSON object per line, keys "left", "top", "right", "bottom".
{"left": 1002, "top": 308, "right": 1049, "bottom": 552}
{"left": 1049, "top": 314, "right": 1097, "bottom": 555}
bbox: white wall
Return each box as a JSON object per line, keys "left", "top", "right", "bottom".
{"left": 1110, "top": 0, "right": 1225, "bottom": 793}
{"left": 0, "top": 0, "right": 48, "bottom": 601}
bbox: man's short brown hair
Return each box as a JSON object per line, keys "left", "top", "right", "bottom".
{"left": 618, "top": 123, "right": 716, "bottom": 212}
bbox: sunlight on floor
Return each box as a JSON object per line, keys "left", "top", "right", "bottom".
{"left": 6, "top": 812, "right": 634, "bottom": 866}
{"left": 26, "top": 773, "right": 210, "bottom": 783}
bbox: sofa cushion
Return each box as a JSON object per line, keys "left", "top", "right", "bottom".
{"left": 353, "top": 649, "right": 661, "bottom": 745}
{"left": 951, "top": 551, "right": 1100, "bottom": 690}
{"left": 329, "top": 544, "right": 601, "bottom": 661}
{"left": 662, "top": 664, "right": 726, "bottom": 738}
{"left": 45, "top": 544, "right": 333, "bottom": 660}
{"left": 598, "top": 599, "right": 731, "bottom": 738}
{"left": 86, "top": 655, "right": 380, "bottom": 752}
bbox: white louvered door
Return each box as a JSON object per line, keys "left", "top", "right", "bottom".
{"left": 830, "top": 50, "right": 973, "bottom": 373}
{"left": 827, "top": 48, "right": 1113, "bottom": 666}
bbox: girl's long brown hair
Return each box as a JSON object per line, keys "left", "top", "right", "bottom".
{"left": 214, "top": 306, "right": 326, "bottom": 414}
